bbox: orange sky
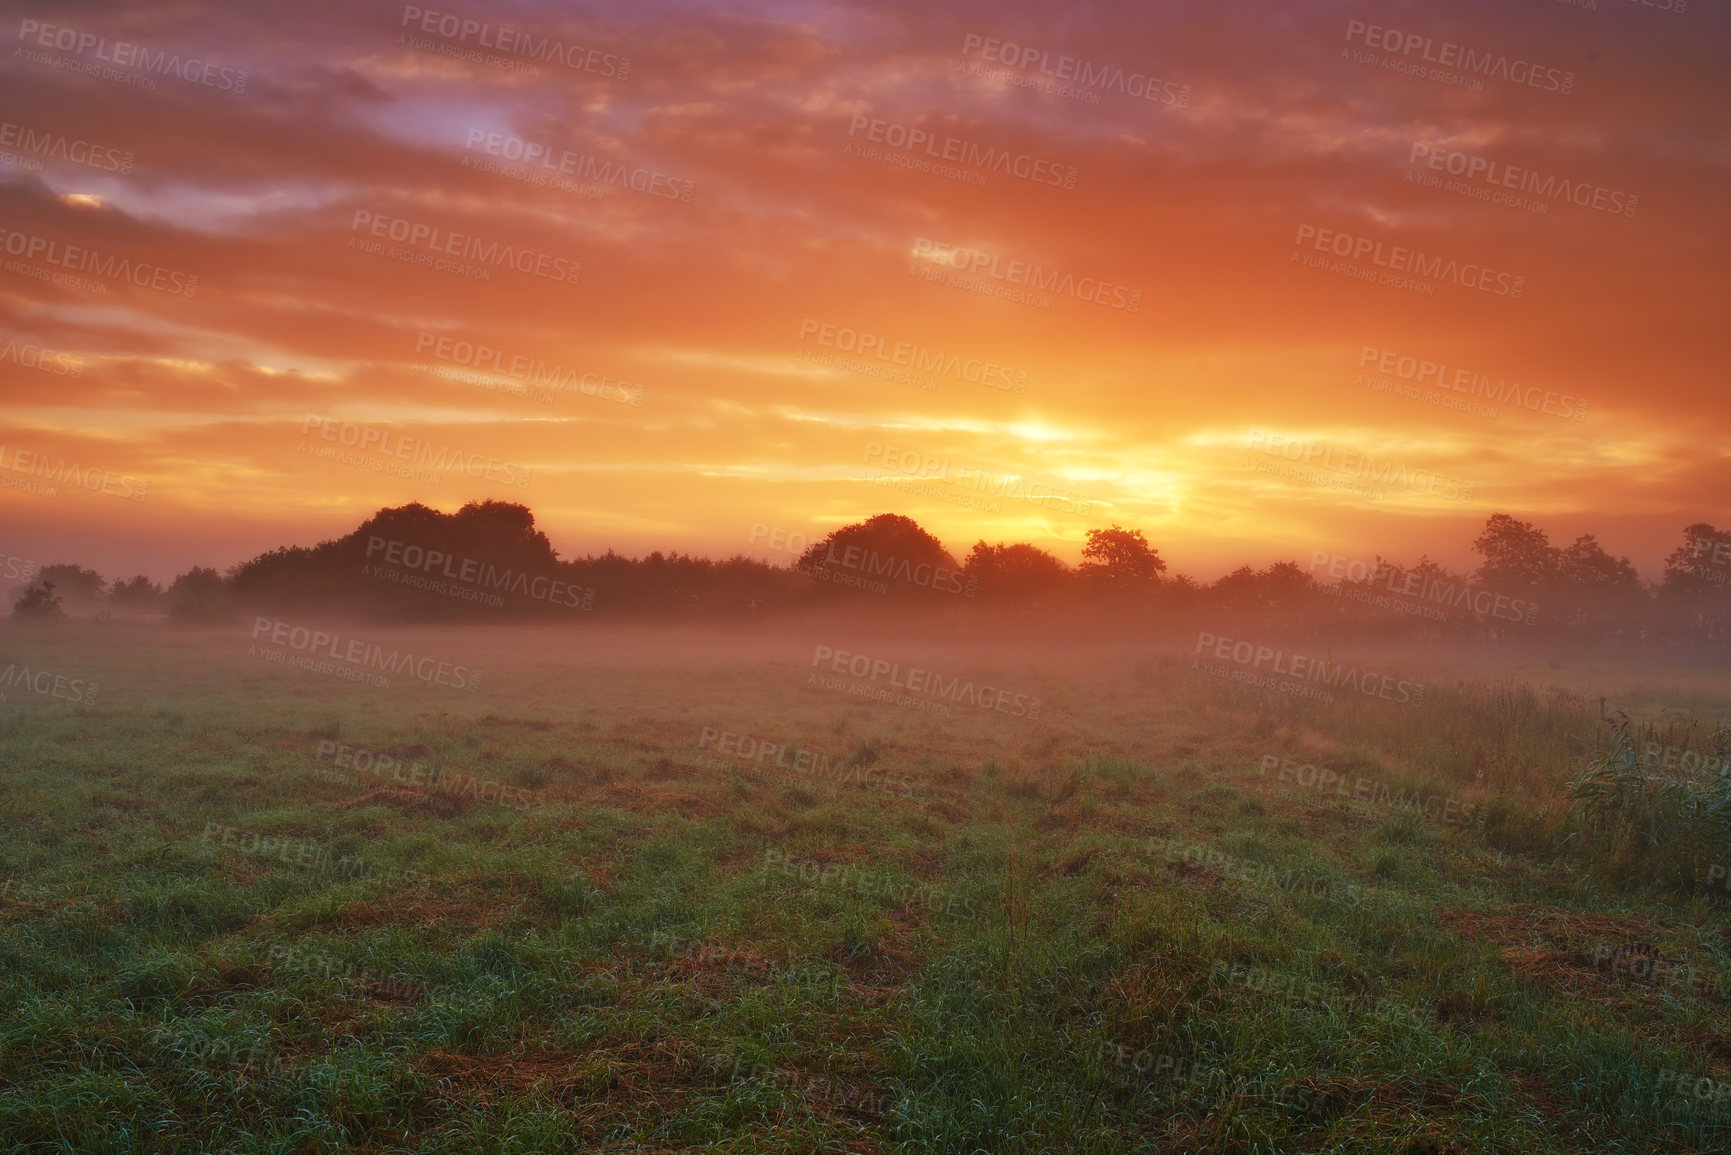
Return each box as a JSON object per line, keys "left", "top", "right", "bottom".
{"left": 1, "top": 0, "right": 1726, "bottom": 583}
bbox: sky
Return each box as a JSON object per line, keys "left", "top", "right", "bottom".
{"left": 0, "top": 0, "right": 1726, "bottom": 584}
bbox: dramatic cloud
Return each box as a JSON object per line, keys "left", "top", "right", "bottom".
{"left": 2, "top": 0, "right": 1725, "bottom": 580}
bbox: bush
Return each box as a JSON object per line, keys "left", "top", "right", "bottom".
{"left": 167, "top": 566, "right": 233, "bottom": 623}
{"left": 10, "top": 579, "right": 64, "bottom": 621}
{"left": 1564, "top": 721, "right": 1731, "bottom": 890}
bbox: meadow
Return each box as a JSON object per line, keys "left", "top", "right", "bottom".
{"left": 0, "top": 618, "right": 1727, "bottom": 1153}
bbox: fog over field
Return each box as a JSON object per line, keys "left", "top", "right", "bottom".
{"left": 3, "top": 534, "right": 1728, "bottom": 1150}
{"left": 2, "top": 0, "right": 1728, "bottom": 1150}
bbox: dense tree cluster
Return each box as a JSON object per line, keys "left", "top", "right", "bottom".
{"left": 8, "top": 503, "right": 1728, "bottom": 648}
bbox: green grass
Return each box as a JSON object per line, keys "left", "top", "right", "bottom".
{"left": 1564, "top": 720, "right": 1731, "bottom": 892}
{"left": 0, "top": 624, "right": 1726, "bottom": 1152}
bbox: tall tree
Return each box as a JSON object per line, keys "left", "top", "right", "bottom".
{"left": 110, "top": 576, "right": 164, "bottom": 608}
{"left": 963, "top": 542, "right": 1071, "bottom": 602}
{"left": 1555, "top": 534, "right": 1643, "bottom": 637}
{"left": 1661, "top": 523, "right": 1731, "bottom": 597}
{"left": 11, "top": 579, "right": 64, "bottom": 621}
{"left": 1472, "top": 514, "right": 1558, "bottom": 592}
{"left": 796, "top": 514, "right": 966, "bottom": 597}
{"left": 1657, "top": 523, "right": 1731, "bottom": 644}
{"left": 37, "top": 564, "right": 105, "bottom": 605}
{"left": 167, "top": 567, "right": 232, "bottom": 623}
{"left": 1078, "top": 525, "right": 1165, "bottom": 592}
{"left": 1558, "top": 535, "right": 1641, "bottom": 593}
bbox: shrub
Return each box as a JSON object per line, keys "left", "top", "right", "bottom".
{"left": 11, "top": 578, "right": 64, "bottom": 621}
{"left": 1564, "top": 722, "right": 1731, "bottom": 890}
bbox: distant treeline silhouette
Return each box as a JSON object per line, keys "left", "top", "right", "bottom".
{"left": 8, "top": 501, "right": 1730, "bottom": 646}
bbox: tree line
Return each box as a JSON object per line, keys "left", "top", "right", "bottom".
{"left": 8, "top": 501, "right": 1729, "bottom": 647}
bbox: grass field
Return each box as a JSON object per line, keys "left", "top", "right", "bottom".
{"left": 1, "top": 620, "right": 1728, "bottom": 1153}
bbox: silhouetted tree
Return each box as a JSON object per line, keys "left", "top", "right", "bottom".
{"left": 1557, "top": 535, "right": 1640, "bottom": 595}
{"left": 229, "top": 501, "right": 577, "bottom": 619}
{"left": 110, "top": 575, "right": 164, "bottom": 609}
{"left": 1078, "top": 525, "right": 1165, "bottom": 592}
{"left": 1550, "top": 535, "right": 1641, "bottom": 634}
{"left": 11, "top": 578, "right": 64, "bottom": 621}
{"left": 1472, "top": 514, "right": 1558, "bottom": 593}
{"left": 963, "top": 542, "right": 1071, "bottom": 605}
{"left": 17, "top": 504, "right": 1729, "bottom": 649}
{"left": 1204, "top": 561, "right": 1326, "bottom": 635}
{"left": 1210, "top": 561, "right": 1312, "bottom": 608}
{"left": 37, "top": 564, "right": 105, "bottom": 606}
{"left": 795, "top": 514, "right": 970, "bottom": 598}
{"left": 1658, "top": 523, "right": 1731, "bottom": 643}
{"left": 1661, "top": 524, "right": 1731, "bottom": 598}
{"left": 167, "top": 567, "right": 232, "bottom": 623}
